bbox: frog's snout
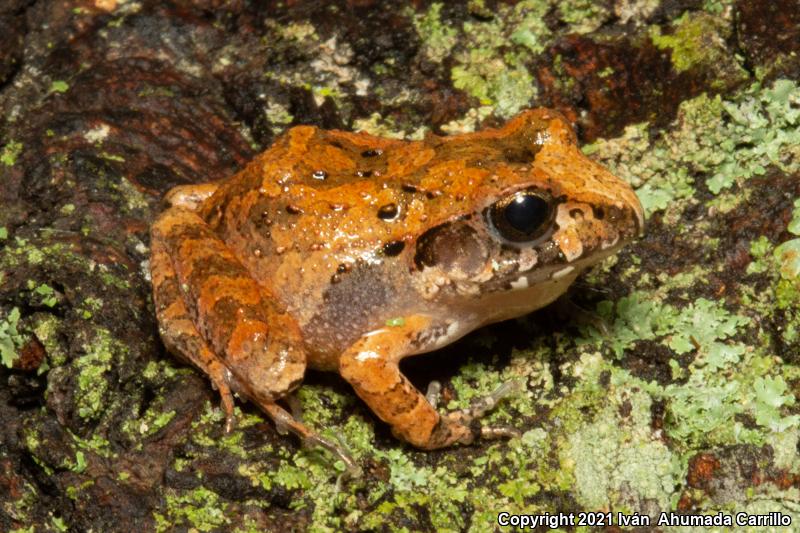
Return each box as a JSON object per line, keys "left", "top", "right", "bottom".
{"left": 621, "top": 185, "right": 645, "bottom": 239}
{"left": 601, "top": 200, "right": 643, "bottom": 244}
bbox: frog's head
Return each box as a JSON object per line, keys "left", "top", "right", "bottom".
{"left": 410, "top": 109, "right": 644, "bottom": 318}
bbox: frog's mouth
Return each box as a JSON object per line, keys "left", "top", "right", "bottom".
{"left": 499, "top": 239, "right": 627, "bottom": 292}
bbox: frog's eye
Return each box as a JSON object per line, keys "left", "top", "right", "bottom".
{"left": 488, "top": 190, "right": 553, "bottom": 243}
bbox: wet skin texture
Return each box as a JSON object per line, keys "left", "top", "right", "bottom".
{"left": 150, "top": 109, "right": 644, "bottom": 457}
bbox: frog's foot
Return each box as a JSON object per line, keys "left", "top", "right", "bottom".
{"left": 435, "top": 381, "right": 524, "bottom": 444}
{"left": 261, "top": 402, "right": 361, "bottom": 477}
{"left": 340, "top": 315, "right": 522, "bottom": 450}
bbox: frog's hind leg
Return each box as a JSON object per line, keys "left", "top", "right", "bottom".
{"left": 151, "top": 208, "right": 358, "bottom": 473}
{"left": 151, "top": 233, "right": 237, "bottom": 429}
{"left": 151, "top": 207, "right": 306, "bottom": 404}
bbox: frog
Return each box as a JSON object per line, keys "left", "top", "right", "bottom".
{"left": 149, "top": 108, "right": 643, "bottom": 469}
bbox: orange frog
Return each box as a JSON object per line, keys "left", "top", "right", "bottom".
{"left": 150, "top": 109, "right": 643, "bottom": 469}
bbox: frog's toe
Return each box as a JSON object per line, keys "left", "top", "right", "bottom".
{"left": 285, "top": 393, "right": 304, "bottom": 423}
{"left": 261, "top": 402, "right": 361, "bottom": 476}
{"left": 480, "top": 425, "right": 522, "bottom": 440}
{"left": 555, "top": 294, "right": 610, "bottom": 336}
{"left": 461, "top": 379, "right": 524, "bottom": 420}
{"left": 425, "top": 380, "right": 442, "bottom": 408}
{"left": 304, "top": 433, "right": 361, "bottom": 479}
{"left": 218, "top": 379, "right": 236, "bottom": 433}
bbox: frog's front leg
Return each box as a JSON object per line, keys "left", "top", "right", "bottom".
{"left": 339, "top": 316, "right": 519, "bottom": 449}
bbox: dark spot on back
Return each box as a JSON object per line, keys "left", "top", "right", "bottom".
{"left": 285, "top": 204, "right": 303, "bottom": 215}
{"left": 361, "top": 149, "right": 382, "bottom": 158}
{"left": 382, "top": 240, "right": 405, "bottom": 257}
{"left": 502, "top": 146, "right": 538, "bottom": 164}
{"left": 377, "top": 203, "right": 399, "bottom": 220}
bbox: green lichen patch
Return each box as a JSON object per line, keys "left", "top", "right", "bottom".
{"left": 0, "top": 307, "right": 24, "bottom": 368}
{"left": 48, "top": 80, "right": 69, "bottom": 94}
{"left": 413, "top": 2, "right": 458, "bottom": 64}
{"left": 586, "top": 79, "right": 800, "bottom": 220}
{"left": 412, "top": 0, "right": 620, "bottom": 120}
{"left": 775, "top": 197, "right": 800, "bottom": 280}
{"left": 448, "top": 1, "right": 548, "bottom": 117}
{"left": 650, "top": 11, "right": 746, "bottom": 85}
{"left": 562, "top": 366, "right": 682, "bottom": 510}
{"left": 154, "top": 487, "right": 230, "bottom": 533}
{"left": 581, "top": 294, "right": 749, "bottom": 359}
{"left": 62, "top": 327, "right": 128, "bottom": 422}
{"left": 1, "top": 140, "right": 23, "bottom": 166}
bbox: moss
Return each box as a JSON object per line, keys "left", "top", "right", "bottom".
{"left": 123, "top": 409, "right": 176, "bottom": 439}
{"left": 0, "top": 307, "right": 23, "bottom": 368}
{"left": 352, "top": 112, "right": 427, "bottom": 140}
{"left": 32, "top": 313, "right": 67, "bottom": 367}
{"left": 71, "top": 430, "right": 113, "bottom": 459}
{"left": 48, "top": 80, "right": 69, "bottom": 93}
{"left": 73, "top": 328, "right": 127, "bottom": 421}
{"left": 1, "top": 140, "right": 23, "bottom": 166}
{"left": 111, "top": 175, "right": 149, "bottom": 212}
{"left": 413, "top": 2, "right": 458, "bottom": 63}
{"left": 29, "top": 282, "right": 58, "bottom": 307}
{"left": 71, "top": 451, "right": 87, "bottom": 473}
{"left": 449, "top": 1, "right": 546, "bottom": 117}
{"left": 99, "top": 151, "right": 125, "bottom": 163}
{"left": 141, "top": 359, "right": 179, "bottom": 381}
{"left": 263, "top": 101, "right": 294, "bottom": 131}
{"left": 556, "top": 0, "right": 610, "bottom": 33}
{"left": 650, "top": 12, "right": 736, "bottom": 76}
{"left": 155, "top": 487, "right": 230, "bottom": 532}
{"left": 50, "top": 516, "right": 68, "bottom": 532}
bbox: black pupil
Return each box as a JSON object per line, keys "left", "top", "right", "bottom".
{"left": 504, "top": 194, "right": 549, "bottom": 234}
